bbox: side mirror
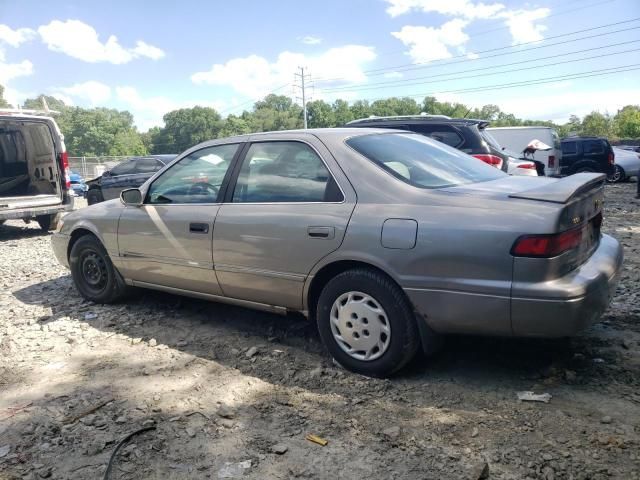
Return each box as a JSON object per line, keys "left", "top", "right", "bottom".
{"left": 120, "top": 188, "right": 143, "bottom": 206}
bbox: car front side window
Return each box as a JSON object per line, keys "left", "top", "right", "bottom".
{"left": 231, "top": 141, "right": 343, "bottom": 203}
{"left": 146, "top": 144, "right": 239, "bottom": 204}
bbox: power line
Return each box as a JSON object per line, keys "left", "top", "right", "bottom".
{"left": 376, "top": 64, "right": 640, "bottom": 100}
{"left": 314, "top": 17, "right": 640, "bottom": 83}
{"left": 319, "top": 44, "right": 640, "bottom": 94}
{"left": 218, "top": 83, "right": 291, "bottom": 115}
{"left": 294, "top": 67, "right": 312, "bottom": 129}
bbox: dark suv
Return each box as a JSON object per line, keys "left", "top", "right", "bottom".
{"left": 346, "top": 115, "right": 509, "bottom": 172}
{"left": 86, "top": 155, "right": 176, "bottom": 205}
{"left": 560, "top": 137, "right": 615, "bottom": 176}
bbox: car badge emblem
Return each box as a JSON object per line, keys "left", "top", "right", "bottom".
{"left": 572, "top": 216, "right": 581, "bottom": 225}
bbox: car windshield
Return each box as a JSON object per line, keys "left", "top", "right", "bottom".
{"left": 479, "top": 129, "right": 503, "bottom": 150}
{"left": 346, "top": 133, "right": 505, "bottom": 189}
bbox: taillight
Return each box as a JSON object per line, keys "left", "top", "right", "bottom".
{"left": 548, "top": 155, "right": 555, "bottom": 168}
{"left": 511, "top": 227, "right": 583, "bottom": 258}
{"left": 517, "top": 163, "right": 536, "bottom": 169}
{"left": 608, "top": 152, "right": 615, "bottom": 165}
{"left": 472, "top": 154, "right": 502, "bottom": 168}
{"left": 60, "top": 151, "right": 71, "bottom": 189}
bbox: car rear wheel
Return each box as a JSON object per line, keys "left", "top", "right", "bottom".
{"left": 36, "top": 213, "right": 60, "bottom": 232}
{"left": 606, "top": 165, "right": 626, "bottom": 183}
{"left": 316, "top": 269, "right": 419, "bottom": 377}
{"left": 69, "top": 235, "right": 129, "bottom": 303}
{"left": 87, "top": 189, "right": 104, "bottom": 205}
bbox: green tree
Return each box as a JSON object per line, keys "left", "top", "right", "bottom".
{"left": 581, "top": 111, "right": 613, "bottom": 137}
{"left": 220, "top": 114, "right": 251, "bottom": 137}
{"left": 350, "top": 100, "right": 371, "bottom": 120}
{"left": 110, "top": 129, "right": 147, "bottom": 156}
{"left": 306, "top": 100, "right": 336, "bottom": 128}
{"left": 154, "top": 106, "right": 222, "bottom": 153}
{"left": 614, "top": 105, "right": 640, "bottom": 138}
{"left": 250, "top": 94, "right": 302, "bottom": 132}
{"left": 332, "top": 99, "right": 354, "bottom": 125}
{"left": 23, "top": 94, "right": 67, "bottom": 112}
{"left": 0, "top": 85, "right": 11, "bottom": 108}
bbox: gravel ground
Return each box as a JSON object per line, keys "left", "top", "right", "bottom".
{"left": 0, "top": 185, "right": 639, "bottom": 480}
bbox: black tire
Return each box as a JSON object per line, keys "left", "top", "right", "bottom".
{"left": 0, "top": 220, "right": 5, "bottom": 226}
{"left": 87, "top": 189, "right": 104, "bottom": 205}
{"left": 316, "top": 269, "right": 420, "bottom": 377}
{"left": 36, "top": 213, "right": 60, "bottom": 232}
{"left": 606, "top": 165, "right": 626, "bottom": 183}
{"left": 69, "top": 234, "right": 129, "bottom": 303}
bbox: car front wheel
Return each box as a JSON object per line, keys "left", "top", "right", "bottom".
{"left": 69, "top": 235, "right": 128, "bottom": 303}
{"left": 316, "top": 269, "right": 419, "bottom": 377}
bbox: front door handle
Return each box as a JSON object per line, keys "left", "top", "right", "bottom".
{"left": 307, "top": 226, "right": 334, "bottom": 239}
{"left": 189, "top": 222, "right": 209, "bottom": 234}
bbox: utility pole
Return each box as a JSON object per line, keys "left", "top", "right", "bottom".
{"left": 294, "top": 66, "right": 312, "bottom": 129}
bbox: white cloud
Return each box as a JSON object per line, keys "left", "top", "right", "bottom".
{"left": 392, "top": 19, "right": 469, "bottom": 63}
{"left": 300, "top": 35, "right": 322, "bottom": 45}
{"left": 54, "top": 80, "right": 112, "bottom": 106}
{"left": 37, "top": 20, "right": 165, "bottom": 64}
{"left": 115, "top": 86, "right": 225, "bottom": 131}
{"left": 0, "top": 50, "right": 33, "bottom": 85}
{"left": 191, "top": 45, "right": 376, "bottom": 98}
{"left": 500, "top": 8, "right": 550, "bottom": 44}
{"left": 385, "top": 0, "right": 505, "bottom": 19}
{"left": 0, "top": 25, "right": 36, "bottom": 47}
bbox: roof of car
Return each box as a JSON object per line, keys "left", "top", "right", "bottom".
{"left": 562, "top": 136, "right": 607, "bottom": 141}
{"left": 346, "top": 115, "right": 488, "bottom": 126}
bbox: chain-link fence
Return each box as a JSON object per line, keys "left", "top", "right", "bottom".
{"left": 68, "top": 156, "right": 130, "bottom": 179}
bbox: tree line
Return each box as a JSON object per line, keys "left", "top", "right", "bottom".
{"left": 1, "top": 84, "right": 639, "bottom": 157}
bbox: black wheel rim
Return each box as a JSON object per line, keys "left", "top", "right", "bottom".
{"left": 80, "top": 250, "right": 108, "bottom": 292}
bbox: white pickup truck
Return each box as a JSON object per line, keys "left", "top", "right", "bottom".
{"left": 0, "top": 110, "right": 73, "bottom": 231}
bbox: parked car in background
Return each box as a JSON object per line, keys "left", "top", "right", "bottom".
{"left": 486, "top": 126, "right": 562, "bottom": 176}
{"left": 607, "top": 147, "right": 640, "bottom": 183}
{"left": 86, "top": 154, "right": 176, "bottom": 205}
{"left": 52, "top": 128, "right": 622, "bottom": 377}
{"left": 0, "top": 110, "right": 73, "bottom": 231}
{"left": 560, "top": 137, "right": 615, "bottom": 177}
{"left": 346, "top": 115, "right": 510, "bottom": 172}
{"left": 69, "top": 170, "right": 88, "bottom": 197}
{"left": 617, "top": 145, "right": 640, "bottom": 153}
{"left": 484, "top": 134, "right": 538, "bottom": 177}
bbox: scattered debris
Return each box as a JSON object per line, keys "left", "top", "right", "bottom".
{"left": 103, "top": 426, "right": 156, "bottom": 480}
{"left": 382, "top": 426, "right": 401, "bottom": 439}
{"left": 271, "top": 443, "right": 288, "bottom": 454}
{"left": 517, "top": 391, "right": 552, "bottom": 403}
{"left": 592, "top": 358, "right": 605, "bottom": 364}
{"left": 0, "top": 401, "right": 33, "bottom": 421}
{"left": 84, "top": 312, "right": 97, "bottom": 320}
{"left": 245, "top": 346, "right": 259, "bottom": 358}
{"left": 148, "top": 338, "right": 158, "bottom": 347}
{"left": 63, "top": 397, "right": 114, "bottom": 425}
{"left": 0, "top": 445, "right": 10, "bottom": 458}
{"left": 217, "top": 404, "right": 235, "bottom": 419}
{"left": 471, "top": 461, "right": 490, "bottom": 480}
{"left": 601, "top": 415, "right": 613, "bottom": 424}
{"left": 217, "top": 460, "right": 252, "bottom": 478}
{"left": 305, "top": 434, "right": 328, "bottom": 446}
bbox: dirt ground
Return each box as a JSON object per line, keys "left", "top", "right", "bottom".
{"left": 0, "top": 184, "right": 639, "bottom": 480}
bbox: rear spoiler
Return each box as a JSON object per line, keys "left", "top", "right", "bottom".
{"left": 509, "top": 173, "right": 605, "bottom": 204}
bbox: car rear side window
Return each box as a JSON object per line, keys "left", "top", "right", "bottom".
{"left": 411, "top": 125, "right": 464, "bottom": 148}
{"left": 135, "top": 158, "right": 163, "bottom": 173}
{"left": 584, "top": 140, "right": 604, "bottom": 154}
{"left": 232, "top": 141, "right": 343, "bottom": 203}
{"left": 562, "top": 142, "right": 577, "bottom": 154}
{"left": 110, "top": 160, "right": 136, "bottom": 176}
{"left": 347, "top": 133, "right": 505, "bottom": 189}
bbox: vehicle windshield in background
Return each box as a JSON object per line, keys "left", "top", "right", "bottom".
{"left": 347, "top": 133, "right": 505, "bottom": 189}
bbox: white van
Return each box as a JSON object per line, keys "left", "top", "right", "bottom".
{"left": 0, "top": 110, "right": 73, "bottom": 230}
{"left": 486, "top": 126, "right": 562, "bottom": 177}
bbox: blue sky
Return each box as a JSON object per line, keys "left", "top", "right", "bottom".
{"left": 1, "top": 0, "right": 639, "bottom": 130}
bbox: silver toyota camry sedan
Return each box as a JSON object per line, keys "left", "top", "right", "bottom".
{"left": 52, "top": 128, "right": 623, "bottom": 377}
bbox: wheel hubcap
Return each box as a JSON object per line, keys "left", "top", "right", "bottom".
{"left": 80, "top": 251, "right": 107, "bottom": 290}
{"left": 607, "top": 167, "right": 621, "bottom": 182}
{"left": 330, "top": 291, "right": 391, "bottom": 361}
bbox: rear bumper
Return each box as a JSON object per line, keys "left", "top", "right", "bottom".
{"left": 51, "top": 232, "right": 70, "bottom": 268}
{"left": 511, "top": 234, "right": 623, "bottom": 337}
{"left": 0, "top": 197, "right": 73, "bottom": 221}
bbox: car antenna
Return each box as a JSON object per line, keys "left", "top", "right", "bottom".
{"left": 463, "top": 107, "right": 472, "bottom": 118}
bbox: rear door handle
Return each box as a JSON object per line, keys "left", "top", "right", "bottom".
{"left": 189, "top": 222, "right": 209, "bottom": 234}
{"left": 307, "top": 226, "right": 334, "bottom": 239}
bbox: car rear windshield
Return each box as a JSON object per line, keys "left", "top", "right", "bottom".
{"left": 346, "top": 133, "right": 505, "bottom": 189}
